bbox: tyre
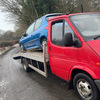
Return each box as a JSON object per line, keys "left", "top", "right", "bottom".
{"left": 41, "top": 38, "right": 47, "bottom": 50}
{"left": 73, "top": 73, "right": 100, "bottom": 100}
{"left": 22, "top": 58, "right": 31, "bottom": 72}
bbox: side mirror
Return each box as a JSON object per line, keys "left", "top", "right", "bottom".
{"left": 23, "top": 33, "right": 27, "bottom": 37}
{"left": 64, "top": 33, "right": 74, "bottom": 46}
{"left": 45, "top": 26, "right": 48, "bottom": 30}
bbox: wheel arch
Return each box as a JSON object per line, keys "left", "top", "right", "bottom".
{"left": 19, "top": 42, "right": 24, "bottom": 47}
{"left": 19, "top": 43, "right": 21, "bottom": 47}
{"left": 69, "top": 66, "right": 97, "bottom": 81}
{"left": 40, "top": 36, "right": 47, "bottom": 44}
{"left": 68, "top": 66, "right": 97, "bottom": 89}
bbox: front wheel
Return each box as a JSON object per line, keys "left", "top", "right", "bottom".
{"left": 20, "top": 44, "right": 26, "bottom": 52}
{"left": 73, "top": 73, "right": 100, "bottom": 100}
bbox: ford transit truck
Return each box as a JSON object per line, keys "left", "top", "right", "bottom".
{"left": 13, "top": 12, "right": 100, "bottom": 100}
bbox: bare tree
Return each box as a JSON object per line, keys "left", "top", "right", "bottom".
{"left": 0, "top": 0, "right": 62, "bottom": 30}
{"left": 0, "top": 0, "right": 100, "bottom": 32}
{"left": 0, "top": 0, "right": 39, "bottom": 28}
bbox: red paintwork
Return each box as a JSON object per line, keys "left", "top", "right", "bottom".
{"left": 87, "top": 40, "right": 100, "bottom": 56}
{"left": 47, "top": 13, "right": 100, "bottom": 82}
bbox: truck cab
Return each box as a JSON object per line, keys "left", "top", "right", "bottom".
{"left": 47, "top": 13, "right": 100, "bottom": 100}
{"left": 14, "top": 12, "right": 100, "bottom": 100}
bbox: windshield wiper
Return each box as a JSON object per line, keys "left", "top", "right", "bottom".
{"left": 94, "top": 36, "right": 100, "bottom": 40}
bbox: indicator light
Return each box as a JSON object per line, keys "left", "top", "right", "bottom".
{"left": 96, "top": 63, "right": 100, "bottom": 65}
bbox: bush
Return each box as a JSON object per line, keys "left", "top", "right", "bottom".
{"left": 0, "top": 41, "right": 16, "bottom": 47}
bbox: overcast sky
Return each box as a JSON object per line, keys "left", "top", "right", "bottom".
{"left": 0, "top": 10, "right": 15, "bottom": 32}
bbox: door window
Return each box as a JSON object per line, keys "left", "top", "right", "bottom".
{"left": 34, "top": 18, "right": 42, "bottom": 30}
{"left": 26, "top": 22, "right": 35, "bottom": 35}
{"left": 51, "top": 20, "right": 63, "bottom": 46}
{"left": 51, "top": 20, "right": 81, "bottom": 47}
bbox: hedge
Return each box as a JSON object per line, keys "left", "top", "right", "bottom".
{"left": 0, "top": 41, "right": 18, "bottom": 47}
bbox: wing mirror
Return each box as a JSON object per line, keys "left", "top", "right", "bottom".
{"left": 23, "top": 33, "right": 27, "bottom": 37}
{"left": 45, "top": 26, "right": 48, "bottom": 30}
{"left": 64, "top": 33, "right": 74, "bottom": 46}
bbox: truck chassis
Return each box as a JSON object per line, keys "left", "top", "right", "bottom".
{"left": 13, "top": 44, "right": 49, "bottom": 78}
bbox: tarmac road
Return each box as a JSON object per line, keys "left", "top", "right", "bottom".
{"left": 0, "top": 47, "right": 79, "bottom": 100}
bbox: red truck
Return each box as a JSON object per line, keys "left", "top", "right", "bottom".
{"left": 14, "top": 12, "right": 100, "bottom": 100}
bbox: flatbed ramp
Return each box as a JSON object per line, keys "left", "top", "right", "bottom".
{"left": 13, "top": 44, "right": 49, "bottom": 78}
{"left": 13, "top": 51, "right": 44, "bottom": 62}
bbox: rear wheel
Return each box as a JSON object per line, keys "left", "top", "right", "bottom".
{"left": 21, "top": 58, "right": 31, "bottom": 72}
{"left": 73, "top": 73, "right": 100, "bottom": 100}
{"left": 41, "top": 38, "right": 47, "bottom": 50}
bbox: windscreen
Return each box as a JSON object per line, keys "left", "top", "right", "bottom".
{"left": 70, "top": 14, "right": 100, "bottom": 41}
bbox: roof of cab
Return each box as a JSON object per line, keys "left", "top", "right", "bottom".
{"left": 48, "top": 12, "right": 100, "bottom": 21}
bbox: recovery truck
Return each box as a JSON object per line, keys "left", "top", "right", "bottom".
{"left": 13, "top": 12, "right": 100, "bottom": 100}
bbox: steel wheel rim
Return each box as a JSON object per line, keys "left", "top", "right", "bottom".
{"left": 42, "top": 40, "right": 46, "bottom": 47}
{"left": 76, "top": 79, "right": 92, "bottom": 100}
{"left": 23, "top": 64, "right": 27, "bottom": 71}
{"left": 41, "top": 40, "right": 47, "bottom": 50}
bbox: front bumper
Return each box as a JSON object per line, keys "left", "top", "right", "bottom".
{"left": 95, "top": 80, "right": 100, "bottom": 91}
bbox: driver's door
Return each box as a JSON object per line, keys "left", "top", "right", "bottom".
{"left": 48, "top": 18, "right": 80, "bottom": 81}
